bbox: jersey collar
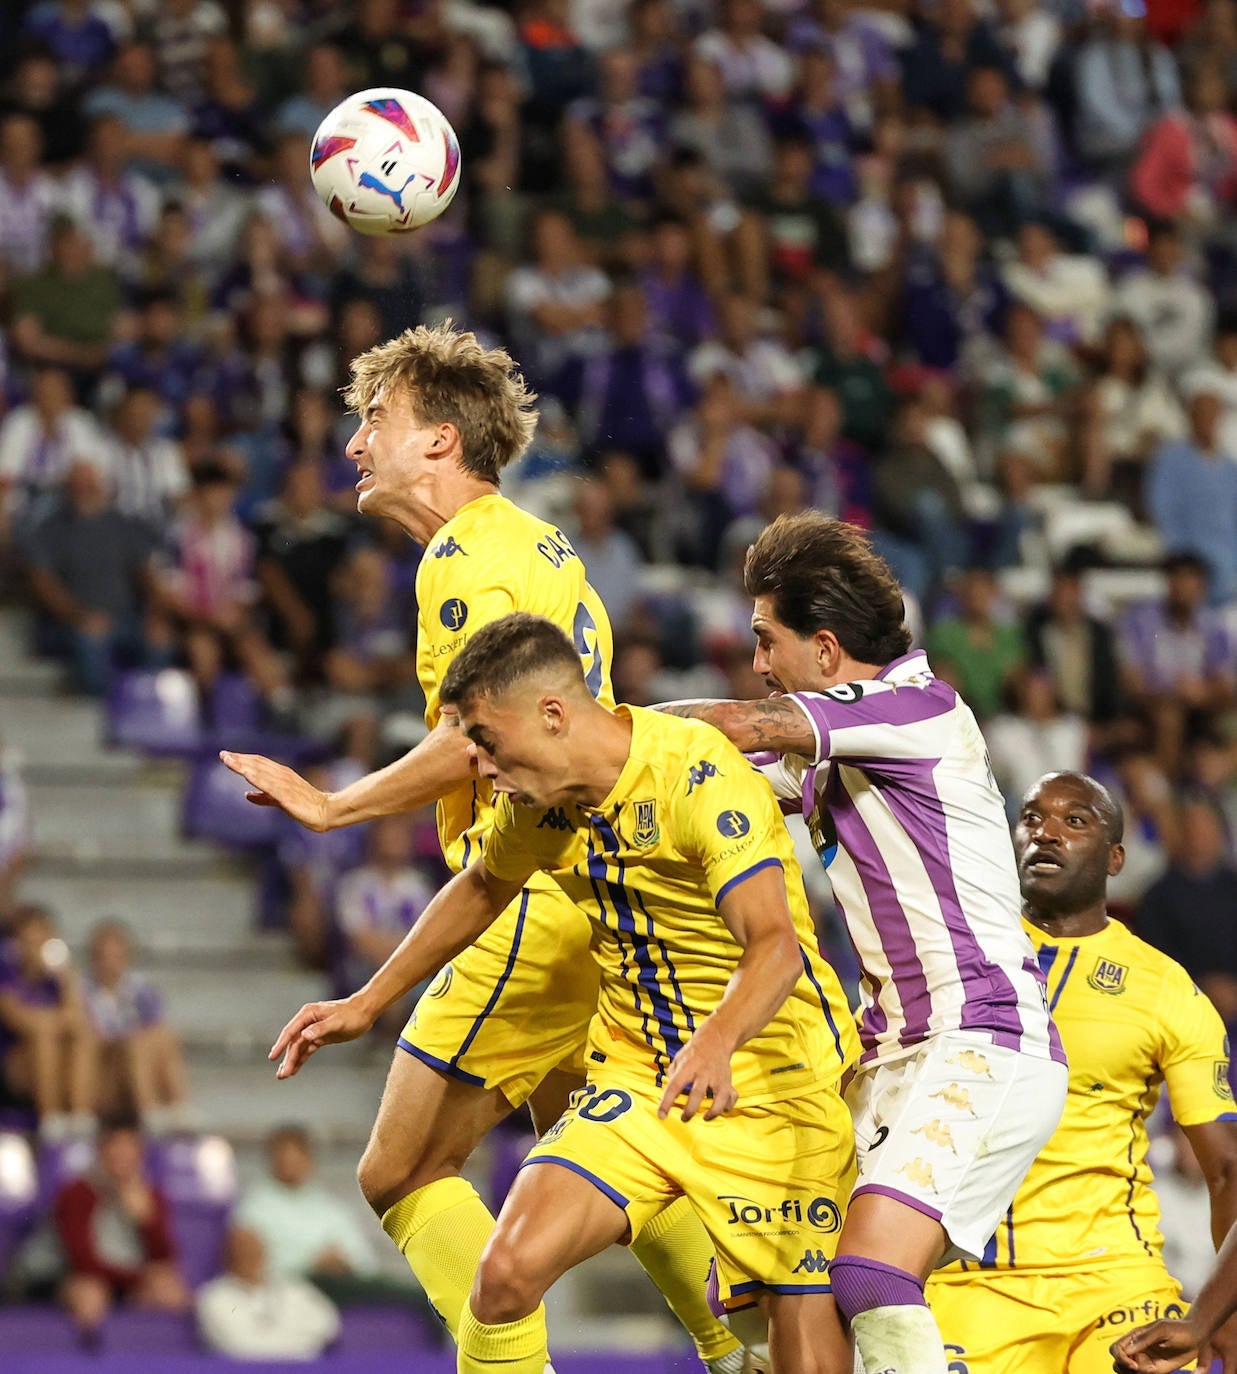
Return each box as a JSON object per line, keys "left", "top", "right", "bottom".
{"left": 875, "top": 650, "right": 933, "bottom": 684}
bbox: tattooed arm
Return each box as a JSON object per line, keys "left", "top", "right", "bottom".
{"left": 655, "top": 698, "right": 816, "bottom": 755}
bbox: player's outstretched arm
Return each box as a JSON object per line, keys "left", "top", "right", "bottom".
{"left": 1112, "top": 1219, "right": 1237, "bottom": 1373}
{"left": 268, "top": 860, "right": 527, "bottom": 1079}
{"left": 658, "top": 864, "right": 803, "bottom": 1123}
{"left": 221, "top": 712, "right": 475, "bottom": 831}
{"left": 655, "top": 698, "right": 816, "bottom": 757}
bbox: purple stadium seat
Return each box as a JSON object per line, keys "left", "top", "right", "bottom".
{"left": 35, "top": 1138, "right": 95, "bottom": 1211}
{"left": 145, "top": 1135, "right": 238, "bottom": 1206}
{"left": 181, "top": 752, "right": 280, "bottom": 847}
{"left": 335, "top": 1306, "right": 440, "bottom": 1354}
{"left": 99, "top": 1310, "right": 198, "bottom": 1354}
{"left": 106, "top": 669, "right": 205, "bottom": 755}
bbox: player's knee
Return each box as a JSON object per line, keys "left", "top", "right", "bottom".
{"left": 356, "top": 1140, "right": 460, "bottom": 1216}
{"left": 470, "top": 1236, "right": 544, "bottom": 1324}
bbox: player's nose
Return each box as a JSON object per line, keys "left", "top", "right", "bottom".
{"left": 346, "top": 424, "right": 368, "bottom": 461}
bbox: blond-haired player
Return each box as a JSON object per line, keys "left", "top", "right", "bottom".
{"left": 927, "top": 772, "right": 1237, "bottom": 1372}
{"left": 222, "top": 325, "right": 746, "bottom": 1369}
{"left": 267, "top": 613, "right": 859, "bottom": 1374}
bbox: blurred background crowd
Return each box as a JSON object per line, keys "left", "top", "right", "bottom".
{"left": 0, "top": 0, "right": 1235, "bottom": 1362}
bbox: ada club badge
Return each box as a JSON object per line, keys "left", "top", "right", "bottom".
{"left": 1088, "top": 958, "right": 1128, "bottom": 995}
{"left": 632, "top": 799, "right": 659, "bottom": 847}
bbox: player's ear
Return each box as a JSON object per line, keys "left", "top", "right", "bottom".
{"left": 425, "top": 421, "right": 458, "bottom": 457}
{"left": 541, "top": 695, "right": 567, "bottom": 734}
{"left": 814, "top": 627, "right": 841, "bottom": 671}
{"left": 1107, "top": 842, "right": 1125, "bottom": 878}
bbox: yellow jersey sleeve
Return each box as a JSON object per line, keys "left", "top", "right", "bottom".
{"left": 1159, "top": 962, "right": 1236, "bottom": 1127}
{"left": 669, "top": 747, "right": 789, "bottom": 908}
{"left": 415, "top": 552, "right": 517, "bottom": 727}
{"left": 480, "top": 794, "right": 551, "bottom": 888}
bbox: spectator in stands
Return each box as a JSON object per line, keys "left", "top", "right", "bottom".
{"left": 0, "top": 904, "right": 97, "bottom": 1141}
{"left": 59, "top": 114, "right": 160, "bottom": 280}
{"left": 506, "top": 208, "right": 611, "bottom": 383}
{"left": 197, "top": 1226, "right": 341, "bottom": 1360}
{"left": 748, "top": 132, "right": 851, "bottom": 288}
{"left": 1113, "top": 220, "right": 1214, "bottom": 381}
{"left": 55, "top": 1118, "right": 189, "bottom": 1338}
{"left": 254, "top": 133, "right": 350, "bottom": 274}
{"left": 102, "top": 388, "right": 190, "bottom": 529}
{"left": 82, "top": 41, "right": 191, "bottom": 179}
{"left": 637, "top": 216, "right": 716, "bottom": 353}
{"left": 322, "top": 545, "right": 417, "bottom": 712}
{"left": 177, "top": 137, "right": 247, "bottom": 277}
{"left": 1071, "top": 0, "right": 1181, "bottom": 178}
{"left": 901, "top": 0, "right": 1014, "bottom": 123}
{"left": 102, "top": 290, "right": 207, "bottom": 416}
{"left": 1119, "top": 553, "right": 1235, "bottom": 778}
{"left": 83, "top": 920, "right": 191, "bottom": 1136}
{"left": 0, "top": 47, "right": 85, "bottom": 167}
{"left": 812, "top": 281, "right": 893, "bottom": 452}
{"left": 669, "top": 52, "right": 773, "bottom": 201}
{"left": 689, "top": 292, "right": 805, "bottom": 426}
{"left": 788, "top": 0, "right": 900, "bottom": 132}
{"left": 927, "top": 566, "right": 1029, "bottom": 719}
{"left": 275, "top": 42, "right": 350, "bottom": 138}
{"left": 0, "top": 367, "right": 103, "bottom": 542}
{"left": 1138, "top": 795, "right": 1237, "bottom": 1024}
{"left": 1001, "top": 220, "right": 1111, "bottom": 347}
{"left": 0, "top": 112, "right": 60, "bottom": 276}
{"left": 148, "top": 0, "right": 229, "bottom": 104}
{"left": 944, "top": 65, "right": 1050, "bottom": 240}
{"left": 1131, "top": 59, "right": 1237, "bottom": 224}
{"left": 1079, "top": 316, "right": 1185, "bottom": 500}
{"left": 565, "top": 47, "right": 666, "bottom": 206}
{"left": 1147, "top": 387, "right": 1237, "bottom": 604}
{"left": 1184, "top": 315, "right": 1237, "bottom": 459}
{"left": 157, "top": 462, "right": 291, "bottom": 718}
{"left": 1025, "top": 565, "right": 1125, "bottom": 729}
{"left": 189, "top": 35, "right": 264, "bottom": 174}
{"left": 23, "top": 460, "right": 170, "bottom": 696}
{"left": 235, "top": 1124, "right": 377, "bottom": 1291}
{"left": 0, "top": 741, "right": 30, "bottom": 919}
{"left": 693, "top": 0, "right": 794, "bottom": 106}
{"left": 9, "top": 216, "right": 124, "bottom": 381}
{"left": 985, "top": 668, "right": 1089, "bottom": 819}
{"left": 334, "top": 816, "right": 434, "bottom": 1005}
{"left": 21, "top": 1, "right": 118, "bottom": 87}
{"left": 566, "top": 479, "right": 644, "bottom": 628}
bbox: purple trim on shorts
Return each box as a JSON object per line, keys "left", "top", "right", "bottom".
{"left": 396, "top": 1039, "right": 487, "bottom": 1087}
{"left": 851, "top": 1183, "right": 944, "bottom": 1223}
{"left": 519, "top": 1156, "right": 630, "bottom": 1213}
{"left": 715, "top": 857, "right": 783, "bottom": 908}
{"left": 878, "top": 777, "right": 1026, "bottom": 1049}
{"left": 729, "top": 1280, "right": 833, "bottom": 1297}
{"left": 827, "top": 775, "right": 933, "bottom": 1048}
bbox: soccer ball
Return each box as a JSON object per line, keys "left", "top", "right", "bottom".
{"left": 308, "top": 87, "right": 461, "bottom": 236}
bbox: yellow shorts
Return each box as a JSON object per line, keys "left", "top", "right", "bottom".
{"left": 928, "top": 1265, "right": 1190, "bottom": 1374}
{"left": 398, "top": 884, "right": 600, "bottom": 1108}
{"left": 523, "top": 1075, "right": 856, "bottom": 1309}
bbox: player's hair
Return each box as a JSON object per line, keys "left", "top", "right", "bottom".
{"left": 441, "top": 613, "right": 585, "bottom": 707}
{"left": 343, "top": 322, "right": 539, "bottom": 484}
{"left": 744, "top": 513, "right": 913, "bottom": 665}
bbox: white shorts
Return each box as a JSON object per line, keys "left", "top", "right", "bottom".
{"left": 846, "top": 1030, "right": 1068, "bottom": 1263}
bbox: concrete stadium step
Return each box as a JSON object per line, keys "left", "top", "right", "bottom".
{"left": 0, "top": 692, "right": 113, "bottom": 769}
{"left": 18, "top": 870, "right": 255, "bottom": 949}
{"left": 156, "top": 962, "right": 327, "bottom": 1045}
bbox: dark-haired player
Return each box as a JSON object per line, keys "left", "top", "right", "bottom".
{"left": 660, "top": 513, "right": 1068, "bottom": 1374}
{"left": 927, "top": 771, "right": 1237, "bottom": 1373}
{"left": 268, "top": 612, "right": 860, "bottom": 1374}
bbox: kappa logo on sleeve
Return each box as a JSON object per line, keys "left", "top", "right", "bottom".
{"left": 432, "top": 536, "right": 467, "bottom": 558}
{"left": 686, "top": 759, "right": 724, "bottom": 794}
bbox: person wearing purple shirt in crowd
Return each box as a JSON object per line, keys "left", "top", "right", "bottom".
{"left": 783, "top": 47, "right": 859, "bottom": 206}
{"left": 630, "top": 0, "right": 683, "bottom": 104}
{"left": 1119, "top": 553, "right": 1236, "bottom": 780}
{"left": 549, "top": 282, "right": 694, "bottom": 477}
{"left": 0, "top": 113, "right": 61, "bottom": 278}
{"left": 0, "top": 904, "right": 98, "bottom": 1141}
{"left": 901, "top": 211, "right": 1008, "bottom": 372}
{"left": 661, "top": 513, "right": 1067, "bottom": 1374}
{"left": 787, "top": 0, "right": 900, "bottom": 133}
{"left": 22, "top": 0, "right": 118, "bottom": 86}
{"left": 102, "top": 291, "right": 209, "bottom": 416}
{"left": 60, "top": 115, "right": 160, "bottom": 280}
{"left": 638, "top": 217, "right": 716, "bottom": 353}
{"left": 565, "top": 48, "right": 667, "bottom": 206}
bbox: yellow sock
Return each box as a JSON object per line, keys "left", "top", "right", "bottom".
{"left": 630, "top": 1197, "right": 741, "bottom": 1365}
{"left": 457, "top": 1301, "right": 548, "bottom": 1373}
{"left": 381, "top": 1176, "right": 495, "bottom": 1338}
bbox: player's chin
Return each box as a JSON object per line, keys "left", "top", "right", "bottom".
{"left": 1019, "top": 864, "right": 1071, "bottom": 898}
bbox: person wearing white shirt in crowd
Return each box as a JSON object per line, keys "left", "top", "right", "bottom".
{"left": 0, "top": 368, "right": 107, "bottom": 538}
{"left": 688, "top": 294, "right": 804, "bottom": 424}
{"left": 1183, "top": 316, "right": 1237, "bottom": 462}
{"left": 59, "top": 114, "right": 161, "bottom": 279}
{"left": 235, "top": 1124, "right": 377, "bottom": 1284}
{"left": 0, "top": 113, "right": 60, "bottom": 277}
{"left": 102, "top": 388, "right": 189, "bottom": 528}
{"left": 694, "top": 0, "right": 794, "bottom": 104}
{"left": 1113, "top": 221, "right": 1214, "bottom": 381}
{"left": 1002, "top": 220, "right": 1112, "bottom": 346}
{"left": 984, "top": 668, "right": 1089, "bottom": 821}
{"left": 197, "top": 1225, "right": 340, "bottom": 1361}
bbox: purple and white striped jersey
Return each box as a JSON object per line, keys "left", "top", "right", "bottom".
{"left": 752, "top": 651, "right": 1063, "bottom": 1071}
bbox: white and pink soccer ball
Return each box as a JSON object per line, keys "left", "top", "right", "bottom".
{"left": 308, "top": 87, "right": 462, "bottom": 236}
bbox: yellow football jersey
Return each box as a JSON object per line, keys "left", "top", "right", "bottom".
{"left": 952, "top": 915, "right": 1233, "bottom": 1274}
{"left": 415, "top": 493, "right": 614, "bottom": 873}
{"left": 482, "top": 706, "right": 859, "bottom": 1104}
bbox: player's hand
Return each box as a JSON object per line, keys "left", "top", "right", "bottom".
{"left": 269, "top": 996, "right": 376, "bottom": 1078}
{"left": 1110, "top": 1318, "right": 1204, "bottom": 1372}
{"left": 658, "top": 1022, "right": 738, "bottom": 1122}
{"left": 220, "top": 751, "right": 331, "bottom": 830}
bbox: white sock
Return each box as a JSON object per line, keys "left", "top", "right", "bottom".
{"left": 851, "top": 1305, "right": 949, "bottom": 1374}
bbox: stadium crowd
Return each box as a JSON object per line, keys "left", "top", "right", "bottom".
{"left": 1, "top": 0, "right": 1237, "bottom": 1352}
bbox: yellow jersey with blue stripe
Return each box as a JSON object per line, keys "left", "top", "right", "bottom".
{"left": 950, "top": 916, "right": 1233, "bottom": 1274}
{"left": 415, "top": 493, "right": 614, "bottom": 873}
{"left": 482, "top": 706, "right": 859, "bottom": 1104}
